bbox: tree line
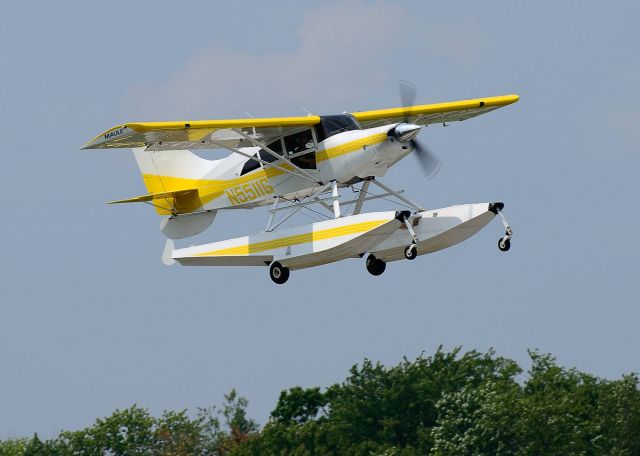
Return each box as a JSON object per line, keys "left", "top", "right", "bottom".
{"left": 1, "top": 348, "right": 639, "bottom": 455}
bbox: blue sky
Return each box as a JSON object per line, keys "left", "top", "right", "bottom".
{"left": 1, "top": 0, "right": 639, "bottom": 438}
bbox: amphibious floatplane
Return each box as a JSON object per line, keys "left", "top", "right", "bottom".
{"left": 83, "top": 86, "right": 518, "bottom": 284}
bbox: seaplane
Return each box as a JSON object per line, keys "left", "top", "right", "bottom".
{"left": 82, "top": 84, "right": 518, "bottom": 284}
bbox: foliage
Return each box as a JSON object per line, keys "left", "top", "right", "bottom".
{"left": 0, "top": 438, "right": 29, "bottom": 456}
{"left": 2, "top": 349, "right": 639, "bottom": 455}
{"left": 0, "top": 389, "right": 256, "bottom": 456}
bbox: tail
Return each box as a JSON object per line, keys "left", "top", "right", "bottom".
{"left": 132, "top": 147, "right": 220, "bottom": 194}
{"left": 106, "top": 148, "right": 223, "bottom": 216}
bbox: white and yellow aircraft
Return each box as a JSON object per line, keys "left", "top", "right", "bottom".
{"left": 83, "top": 90, "right": 518, "bottom": 284}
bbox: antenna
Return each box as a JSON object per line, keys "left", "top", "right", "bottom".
{"left": 245, "top": 112, "right": 257, "bottom": 136}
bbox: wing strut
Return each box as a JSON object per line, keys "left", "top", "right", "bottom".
{"left": 369, "top": 178, "right": 425, "bottom": 212}
{"left": 352, "top": 180, "right": 371, "bottom": 215}
{"left": 208, "top": 139, "right": 320, "bottom": 185}
{"left": 266, "top": 183, "right": 332, "bottom": 232}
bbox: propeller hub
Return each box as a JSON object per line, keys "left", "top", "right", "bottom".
{"left": 391, "top": 123, "right": 422, "bottom": 142}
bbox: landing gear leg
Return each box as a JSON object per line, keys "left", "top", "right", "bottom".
{"left": 493, "top": 204, "right": 513, "bottom": 252}
{"left": 269, "top": 261, "right": 290, "bottom": 284}
{"left": 400, "top": 213, "right": 420, "bottom": 261}
{"left": 366, "top": 254, "right": 386, "bottom": 276}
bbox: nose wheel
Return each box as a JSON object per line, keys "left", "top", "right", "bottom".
{"left": 404, "top": 244, "right": 418, "bottom": 260}
{"left": 269, "top": 261, "right": 290, "bottom": 284}
{"left": 498, "top": 236, "right": 511, "bottom": 251}
{"left": 366, "top": 254, "right": 386, "bottom": 276}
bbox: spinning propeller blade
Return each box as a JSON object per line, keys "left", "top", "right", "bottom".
{"left": 410, "top": 138, "right": 442, "bottom": 180}
{"left": 398, "top": 80, "right": 442, "bottom": 179}
{"left": 398, "top": 80, "right": 418, "bottom": 123}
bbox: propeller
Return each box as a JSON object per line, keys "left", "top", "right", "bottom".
{"left": 397, "top": 80, "right": 442, "bottom": 179}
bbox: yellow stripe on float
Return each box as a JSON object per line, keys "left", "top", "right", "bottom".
{"left": 195, "top": 220, "right": 388, "bottom": 257}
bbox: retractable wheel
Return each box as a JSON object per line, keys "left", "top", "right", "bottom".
{"left": 498, "top": 237, "right": 511, "bottom": 252}
{"left": 404, "top": 244, "right": 418, "bottom": 260}
{"left": 269, "top": 261, "right": 290, "bottom": 284}
{"left": 366, "top": 254, "right": 386, "bottom": 276}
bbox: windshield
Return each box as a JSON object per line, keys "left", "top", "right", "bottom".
{"left": 316, "top": 115, "right": 360, "bottom": 142}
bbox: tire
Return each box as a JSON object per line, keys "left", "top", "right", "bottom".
{"left": 404, "top": 244, "right": 418, "bottom": 260}
{"left": 498, "top": 238, "right": 511, "bottom": 252}
{"left": 366, "top": 255, "right": 386, "bottom": 276}
{"left": 269, "top": 261, "right": 290, "bottom": 284}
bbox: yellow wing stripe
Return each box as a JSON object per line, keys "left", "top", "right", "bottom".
{"left": 195, "top": 220, "right": 388, "bottom": 257}
{"left": 84, "top": 116, "right": 322, "bottom": 148}
{"left": 350, "top": 94, "right": 520, "bottom": 122}
{"left": 126, "top": 116, "right": 321, "bottom": 132}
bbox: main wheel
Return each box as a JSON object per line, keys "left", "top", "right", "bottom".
{"left": 366, "top": 255, "right": 386, "bottom": 276}
{"left": 498, "top": 237, "right": 511, "bottom": 252}
{"left": 269, "top": 261, "right": 290, "bottom": 284}
{"left": 404, "top": 244, "right": 418, "bottom": 260}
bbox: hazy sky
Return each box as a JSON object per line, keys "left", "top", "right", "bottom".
{"left": 1, "top": 0, "right": 639, "bottom": 438}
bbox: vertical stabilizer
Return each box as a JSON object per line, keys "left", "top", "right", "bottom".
{"left": 132, "top": 147, "right": 221, "bottom": 194}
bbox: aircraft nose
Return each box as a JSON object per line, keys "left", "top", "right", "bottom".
{"left": 391, "top": 123, "right": 422, "bottom": 142}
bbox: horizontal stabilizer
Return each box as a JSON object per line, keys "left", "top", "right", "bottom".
{"left": 107, "top": 188, "right": 198, "bottom": 204}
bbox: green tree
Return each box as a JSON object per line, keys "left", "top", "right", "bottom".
{"left": 57, "top": 405, "right": 155, "bottom": 455}
{"left": 154, "top": 409, "right": 209, "bottom": 455}
{"left": 590, "top": 373, "right": 640, "bottom": 455}
{"left": 515, "top": 351, "right": 601, "bottom": 455}
{"left": 0, "top": 438, "right": 29, "bottom": 456}
{"left": 213, "top": 389, "right": 259, "bottom": 455}
{"left": 252, "top": 348, "right": 522, "bottom": 455}
{"left": 3, "top": 349, "right": 640, "bottom": 456}
{"left": 270, "top": 387, "right": 327, "bottom": 425}
{"left": 431, "top": 381, "right": 521, "bottom": 456}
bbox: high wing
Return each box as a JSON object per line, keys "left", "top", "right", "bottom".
{"left": 81, "top": 94, "right": 518, "bottom": 151}
{"left": 81, "top": 116, "right": 321, "bottom": 151}
{"left": 350, "top": 94, "right": 519, "bottom": 129}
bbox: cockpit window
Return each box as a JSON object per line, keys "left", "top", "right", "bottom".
{"left": 284, "top": 129, "right": 316, "bottom": 169}
{"left": 241, "top": 138, "right": 285, "bottom": 175}
{"left": 284, "top": 129, "right": 314, "bottom": 154}
{"left": 315, "top": 115, "right": 360, "bottom": 142}
{"left": 241, "top": 130, "right": 319, "bottom": 175}
{"left": 259, "top": 138, "right": 284, "bottom": 163}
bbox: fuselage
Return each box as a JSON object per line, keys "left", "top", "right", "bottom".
{"left": 182, "top": 119, "right": 413, "bottom": 213}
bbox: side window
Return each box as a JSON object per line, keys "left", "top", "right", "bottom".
{"left": 240, "top": 153, "right": 261, "bottom": 175}
{"left": 284, "top": 130, "right": 316, "bottom": 170}
{"left": 284, "top": 130, "right": 314, "bottom": 155}
{"left": 259, "top": 138, "right": 284, "bottom": 163}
